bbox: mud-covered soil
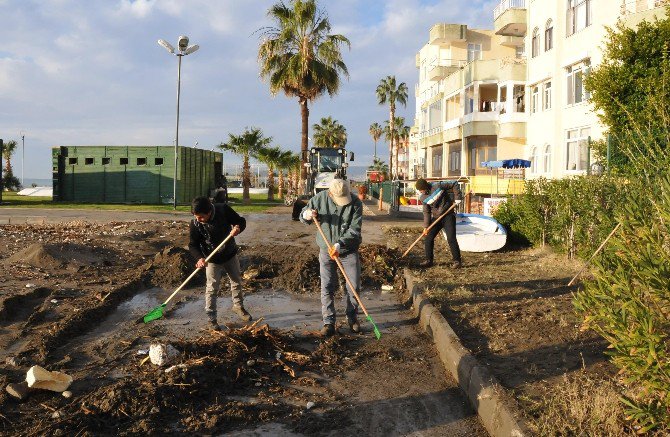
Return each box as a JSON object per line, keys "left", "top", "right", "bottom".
{"left": 386, "top": 226, "right": 627, "bottom": 434}
{"left": 0, "top": 216, "right": 483, "bottom": 436}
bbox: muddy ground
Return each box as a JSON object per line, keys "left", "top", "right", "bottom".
{"left": 386, "top": 227, "right": 632, "bottom": 435}
{"left": 0, "top": 209, "right": 485, "bottom": 436}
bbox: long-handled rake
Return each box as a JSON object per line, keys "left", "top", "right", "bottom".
{"left": 401, "top": 202, "right": 458, "bottom": 258}
{"left": 143, "top": 233, "right": 235, "bottom": 323}
{"left": 313, "top": 217, "right": 381, "bottom": 339}
{"left": 568, "top": 222, "right": 621, "bottom": 286}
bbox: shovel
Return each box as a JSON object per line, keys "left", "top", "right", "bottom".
{"left": 313, "top": 217, "right": 381, "bottom": 339}
{"left": 143, "top": 232, "right": 235, "bottom": 323}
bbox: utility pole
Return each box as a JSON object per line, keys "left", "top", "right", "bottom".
{"left": 0, "top": 139, "right": 4, "bottom": 203}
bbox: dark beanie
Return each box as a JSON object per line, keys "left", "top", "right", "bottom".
{"left": 415, "top": 178, "right": 430, "bottom": 191}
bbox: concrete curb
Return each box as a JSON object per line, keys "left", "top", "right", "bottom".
{"left": 403, "top": 268, "right": 529, "bottom": 437}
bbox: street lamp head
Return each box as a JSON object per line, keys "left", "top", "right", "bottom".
{"left": 178, "top": 35, "right": 189, "bottom": 51}
{"left": 157, "top": 39, "right": 175, "bottom": 54}
{"left": 183, "top": 44, "right": 199, "bottom": 55}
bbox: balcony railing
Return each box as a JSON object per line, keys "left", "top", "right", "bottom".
{"left": 620, "top": 0, "right": 667, "bottom": 15}
{"left": 414, "top": 127, "right": 443, "bottom": 140}
{"left": 493, "top": 0, "right": 526, "bottom": 21}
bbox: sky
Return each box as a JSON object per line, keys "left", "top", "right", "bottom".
{"left": 0, "top": 0, "right": 498, "bottom": 180}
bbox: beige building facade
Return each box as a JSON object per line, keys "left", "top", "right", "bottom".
{"left": 409, "top": 0, "right": 667, "bottom": 192}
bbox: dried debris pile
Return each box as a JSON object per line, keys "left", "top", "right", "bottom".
{"left": 1, "top": 322, "right": 320, "bottom": 436}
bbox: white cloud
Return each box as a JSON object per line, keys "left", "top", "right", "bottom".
{"left": 118, "top": 0, "right": 156, "bottom": 19}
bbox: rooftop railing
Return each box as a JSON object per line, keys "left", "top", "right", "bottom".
{"left": 620, "top": 0, "right": 667, "bottom": 15}
{"left": 493, "top": 0, "right": 526, "bottom": 21}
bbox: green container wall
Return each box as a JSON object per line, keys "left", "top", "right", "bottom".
{"left": 52, "top": 146, "right": 222, "bottom": 204}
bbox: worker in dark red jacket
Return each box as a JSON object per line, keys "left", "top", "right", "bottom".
{"left": 415, "top": 178, "right": 462, "bottom": 269}
{"left": 188, "top": 196, "right": 251, "bottom": 331}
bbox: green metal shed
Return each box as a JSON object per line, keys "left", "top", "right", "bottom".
{"left": 52, "top": 146, "right": 223, "bottom": 205}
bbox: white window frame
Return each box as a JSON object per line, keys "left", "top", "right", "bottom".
{"left": 531, "top": 28, "right": 540, "bottom": 58}
{"left": 565, "top": 127, "right": 591, "bottom": 172}
{"left": 566, "top": 62, "right": 590, "bottom": 105}
{"left": 467, "top": 43, "right": 482, "bottom": 62}
{"left": 530, "top": 146, "right": 539, "bottom": 173}
{"left": 545, "top": 19, "right": 553, "bottom": 51}
{"left": 567, "top": 0, "right": 592, "bottom": 36}
{"left": 543, "top": 80, "right": 552, "bottom": 110}
{"left": 531, "top": 85, "right": 540, "bottom": 114}
{"left": 543, "top": 144, "right": 552, "bottom": 173}
{"left": 449, "top": 150, "right": 461, "bottom": 172}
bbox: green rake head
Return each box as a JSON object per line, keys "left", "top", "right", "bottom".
{"left": 366, "top": 315, "right": 381, "bottom": 340}
{"left": 143, "top": 303, "right": 167, "bottom": 323}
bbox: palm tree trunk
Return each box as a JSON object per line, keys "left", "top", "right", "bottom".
{"left": 300, "top": 97, "right": 309, "bottom": 188}
{"left": 389, "top": 105, "right": 395, "bottom": 179}
{"left": 243, "top": 154, "right": 251, "bottom": 205}
{"left": 278, "top": 171, "right": 284, "bottom": 199}
{"left": 267, "top": 168, "right": 274, "bottom": 201}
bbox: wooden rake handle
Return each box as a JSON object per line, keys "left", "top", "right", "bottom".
{"left": 312, "top": 217, "right": 371, "bottom": 318}
{"left": 568, "top": 222, "right": 621, "bottom": 286}
{"left": 162, "top": 232, "right": 235, "bottom": 306}
{"left": 401, "top": 202, "right": 458, "bottom": 258}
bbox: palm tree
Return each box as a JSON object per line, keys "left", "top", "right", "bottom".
{"left": 1, "top": 140, "right": 20, "bottom": 191}
{"left": 313, "top": 116, "right": 347, "bottom": 148}
{"left": 276, "top": 150, "right": 295, "bottom": 198}
{"left": 376, "top": 76, "right": 408, "bottom": 178}
{"left": 256, "top": 146, "right": 283, "bottom": 201}
{"left": 368, "top": 157, "right": 389, "bottom": 181}
{"left": 257, "top": 0, "right": 350, "bottom": 185}
{"left": 219, "top": 127, "right": 272, "bottom": 204}
{"left": 285, "top": 152, "right": 302, "bottom": 194}
{"left": 368, "top": 122, "right": 383, "bottom": 160}
{"left": 384, "top": 116, "right": 410, "bottom": 178}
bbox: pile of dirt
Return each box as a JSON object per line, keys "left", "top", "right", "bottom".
{"left": 3, "top": 323, "right": 320, "bottom": 436}
{"left": 148, "top": 246, "right": 200, "bottom": 288}
{"left": 5, "top": 243, "right": 114, "bottom": 271}
{"left": 240, "top": 244, "right": 403, "bottom": 293}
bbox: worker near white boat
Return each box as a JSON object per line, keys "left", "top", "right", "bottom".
{"left": 415, "top": 178, "right": 462, "bottom": 268}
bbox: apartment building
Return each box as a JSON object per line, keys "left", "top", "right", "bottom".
{"left": 409, "top": 23, "right": 527, "bottom": 196}
{"left": 522, "top": 0, "right": 667, "bottom": 179}
{"left": 409, "top": 0, "right": 667, "bottom": 191}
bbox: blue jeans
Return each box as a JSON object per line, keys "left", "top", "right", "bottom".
{"left": 319, "top": 249, "right": 360, "bottom": 326}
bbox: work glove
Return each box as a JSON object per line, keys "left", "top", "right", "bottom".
{"left": 455, "top": 200, "right": 462, "bottom": 205}
{"left": 328, "top": 243, "right": 340, "bottom": 260}
{"left": 302, "top": 209, "right": 318, "bottom": 221}
{"left": 422, "top": 228, "right": 429, "bottom": 236}
{"left": 230, "top": 225, "right": 241, "bottom": 236}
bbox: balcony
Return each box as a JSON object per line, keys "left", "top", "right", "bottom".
{"left": 427, "top": 59, "right": 468, "bottom": 81}
{"left": 493, "top": 0, "right": 527, "bottom": 37}
{"left": 620, "top": 0, "right": 667, "bottom": 15}
{"left": 429, "top": 24, "right": 468, "bottom": 45}
{"left": 499, "top": 35, "right": 524, "bottom": 47}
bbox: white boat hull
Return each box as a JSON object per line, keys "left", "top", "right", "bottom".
{"left": 441, "top": 213, "right": 507, "bottom": 252}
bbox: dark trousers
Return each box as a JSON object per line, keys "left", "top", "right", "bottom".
{"left": 424, "top": 213, "right": 461, "bottom": 263}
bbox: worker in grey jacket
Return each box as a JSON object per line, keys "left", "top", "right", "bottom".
{"left": 300, "top": 178, "right": 363, "bottom": 337}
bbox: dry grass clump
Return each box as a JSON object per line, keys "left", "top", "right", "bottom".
{"left": 527, "top": 372, "right": 634, "bottom": 436}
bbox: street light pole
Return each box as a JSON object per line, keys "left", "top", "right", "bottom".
{"left": 158, "top": 36, "right": 199, "bottom": 209}
{"left": 20, "top": 133, "right": 24, "bottom": 187}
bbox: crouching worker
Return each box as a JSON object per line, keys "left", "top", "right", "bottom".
{"left": 189, "top": 196, "right": 252, "bottom": 331}
{"left": 300, "top": 179, "right": 363, "bottom": 337}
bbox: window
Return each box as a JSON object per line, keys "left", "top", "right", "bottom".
{"left": 120, "top": 157, "right": 129, "bottom": 165}
{"left": 530, "top": 147, "right": 539, "bottom": 173}
{"left": 68, "top": 157, "right": 78, "bottom": 165}
{"left": 567, "top": 0, "right": 591, "bottom": 36}
{"left": 531, "top": 28, "right": 540, "bottom": 58}
{"left": 154, "top": 157, "right": 164, "bottom": 165}
{"left": 566, "top": 62, "right": 590, "bottom": 105}
{"left": 543, "top": 144, "right": 552, "bottom": 173}
{"left": 102, "top": 157, "right": 111, "bottom": 165}
{"left": 543, "top": 81, "right": 552, "bottom": 110}
{"left": 449, "top": 151, "right": 461, "bottom": 172}
{"left": 566, "top": 127, "right": 591, "bottom": 171}
{"left": 531, "top": 86, "right": 540, "bottom": 113}
{"left": 513, "top": 85, "right": 525, "bottom": 112}
{"left": 467, "top": 43, "right": 482, "bottom": 62}
{"left": 545, "top": 20, "right": 553, "bottom": 51}
{"left": 468, "top": 137, "right": 497, "bottom": 172}
{"left": 137, "top": 158, "right": 147, "bottom": 166}
{"left": 431, "top": 146, "right": 443, "bottom": 178}
{"left": 85, "top": 158, "right": 94, "bottom": 165}
{"left": 465, "top": 86, "right": 475, "bottom": 115}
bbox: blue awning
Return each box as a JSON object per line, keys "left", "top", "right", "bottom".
{"left": 481, "top": 159, "right": 531, "bottom": 169}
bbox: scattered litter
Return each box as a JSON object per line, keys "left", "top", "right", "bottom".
{"left": 242, "top": 267, "right": 260, "bottom": 280}
{"left": 246, "top": 359, "right": 256, "bottom": 367}
{"left": 255, "top": 382, "right": 262, "bottom": 387}
{"left": 50, "top": 299, "right": 58, "bottom": 304}
{"left": 25, "top": 283, "right": 36, "bottom": 288}
{"left": 136, "top": 349, "right": 149, "bottom": 356}
{"left": 5, "top": 356, "right": 19, "bottom": 367}
{"left": 150, "top": 407, "right": 160, "bottom": 414}
{"left": 165, "top": 364, "right": 187, "bottom": 374}
{"left": 51, "top": 411, "right": 62, "bottom": 419}
{"left": 149, "top": 343, "right": 179, "bottom": 366}
{"left": 381, "top": 284, "right": 394, "bottom": 292}
{"left": 306, "top": 401, "right": 315, "bottom": 410}
{"left": 275, "top": 352, "right": 282, "bottom": 360}
{"left": 26, "top": 365, "right": 73, "bottom": 392}
{"left": 62, "top": 390, "right": 73, "bottom": 399}
{"left": 6, "top": 382, "right": 31, "bottom": 401}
